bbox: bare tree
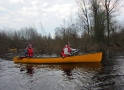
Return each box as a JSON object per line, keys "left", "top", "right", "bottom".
{"left": 76, "top": 0, "right": 91, "bottom": 35}
{"left": 103, "top": 0, "right": 120, "bottom": 46}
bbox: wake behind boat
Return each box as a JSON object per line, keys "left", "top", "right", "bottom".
{"left": 13, "top": 52, "right": 102, "bottom": 64}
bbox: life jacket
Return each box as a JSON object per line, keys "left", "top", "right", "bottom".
{"left": 61, "top": 45, "right": 71, "bottom": 57}
{"left": 27, "top": 48, "right": 33, "bottom": 57}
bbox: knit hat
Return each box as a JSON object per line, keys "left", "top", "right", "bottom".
{"left": 28, "top": 44, "right": 32, "bottom": 48}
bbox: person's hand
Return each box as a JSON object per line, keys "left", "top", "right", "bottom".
{"left": 76, "top": 49, "right": 79, "bottom": 51}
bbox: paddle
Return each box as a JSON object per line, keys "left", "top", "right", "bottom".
{"left": 19, "top": 56, "right": 27, "bottom": 59}
{"left": 19, "top": 54, "right": 36, "bottom": 59}
{"left": 70, "top": 49, "right": 79, "bottom": 56}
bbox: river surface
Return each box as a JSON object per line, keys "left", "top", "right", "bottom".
{"left": 0, "top": 51, "right": 124, "bottom": 90}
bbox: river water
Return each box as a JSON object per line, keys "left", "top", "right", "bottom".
{"left": 0, "top": 51, "right": 124, "bottom": 90}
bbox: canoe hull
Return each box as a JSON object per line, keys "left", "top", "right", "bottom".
{"left": 8, "top": 48, "right": 17, "bottom": 51}
{"left": 14, "top": 52, "right": 102, "bottom": 64}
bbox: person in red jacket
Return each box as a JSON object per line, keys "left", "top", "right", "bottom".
{"left": 61, "top": 42, "right": 78, "bottom": 58}
{"left": 25, "top": 44, "right": 34, "bottom": 58}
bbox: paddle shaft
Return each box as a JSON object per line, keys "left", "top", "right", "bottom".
{"left": 70, "top": 49, "right": 78, "bottom": 55}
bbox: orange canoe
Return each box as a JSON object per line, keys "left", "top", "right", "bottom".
{"left": 13, "top": 52, "right": 102, "bottom": 64}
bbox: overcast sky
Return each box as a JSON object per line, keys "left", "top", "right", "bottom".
{"left": 0, "top": 0, "right": 78, "bottom": 37}
{"left": 0, "top": 0, "right": 124, "bottom": 38}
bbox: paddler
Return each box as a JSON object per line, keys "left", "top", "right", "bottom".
{"left": 25, "top": 44, "right": 34, "bottom": 58}
{"left": 61, "top": 42, "right": 78, "bottom": 58}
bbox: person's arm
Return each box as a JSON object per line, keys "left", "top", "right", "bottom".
{"left": 70, "top": 48, "right": 79, "bottom": 55}
{"left": 25, "top": 49, "right": 28, "bottom": 57}
{"left": 70, "top": 48, "right": 77, "bottom": 51}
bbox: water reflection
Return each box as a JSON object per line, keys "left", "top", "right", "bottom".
{"left": 15, "top": 62, "right": 102, "bottom": 77}
{"left": 14, "top": 62, "right": 102, "bottom": 90}
{"left": 0, "top": 59, "right": 103, "bottom": 90}
{"left": 19, "top": 64, "right": 35, "bottom": 76}
{"left": 20, "top": 64, "right": 34, "bottom": 75}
